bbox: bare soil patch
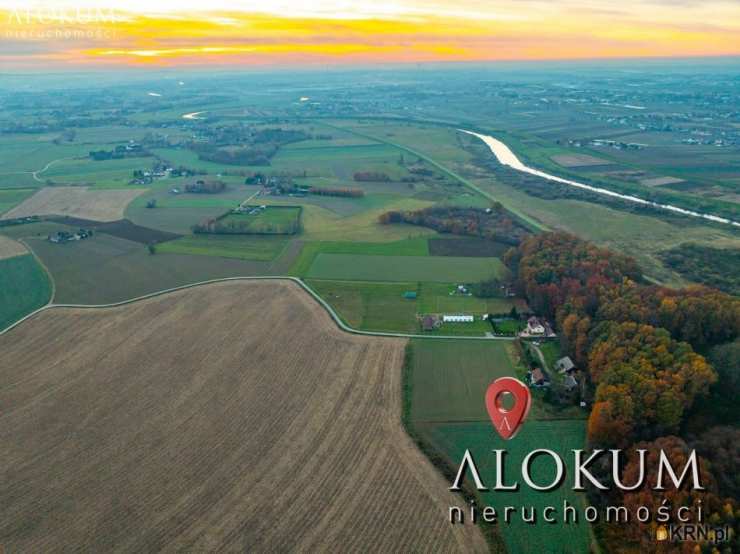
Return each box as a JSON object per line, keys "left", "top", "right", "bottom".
{"left": 0, "top": 235, "right": 27, "bottom": 260}
{"left": 639, "top": 176, "right": 685, "bottom": 187}
{"left": 551, "top": 153, "right": 610, "bottom": 167}
{"left": 0, "top": 280, "right": 485, "bottom": 552}
{"left": 1, "top": 186, "right": 146, "bottom": 222}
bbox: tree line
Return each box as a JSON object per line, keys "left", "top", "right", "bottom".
{"left": 507, "top": 232, "right": 739, "bottom": 551}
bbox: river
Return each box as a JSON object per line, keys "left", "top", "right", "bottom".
{"left": 460, "top": 130, "right": 739, "bottom": 228}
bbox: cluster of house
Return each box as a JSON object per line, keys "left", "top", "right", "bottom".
{"left": 528, "top": 355, "right": 579, "bottom": 392}
{"left": 48, "top": 229, "right": 92, "bottom": 244}
{"left": 519, "top": 316, "right": 556, "bottom": 338}
{"left": 590, "top": 139, "right": 646, "bottom": 150}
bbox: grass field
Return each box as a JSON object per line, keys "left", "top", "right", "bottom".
{"left": 157, "top": 234, "right": 289, "bottom": 261}
{"left": 25, "top": 233, "right": 297, "bottom": 304}
{"left": 418, "top": 283, "right": 526, "bottom": 315}
{"left": 409, "top": 339, "right": 519, "bottom": 421}
{"left": 306, "top": 279, "right": 525, "bottom": 335}
{"left": 406, "top": 337, "right": 594, "bottom": 553}
{"left": 306, "top": 253, "right": 506, "bottom": 282}
{"left": 126, "top": 183, "right": 262, "bottom": 234}
{"left": 0, "top": 281, "right": 485, "bottom": 552}
{"left": 42, "top": 157, "right": 152, "bottom": 188}
{"left": 423, "top": 420, "right": 594, "bottom": 554}
{"left": 217, "top": 206, "right": 301, "bottom": 235}
{"left": 287, "top": 199, "right": 437, "bottom": 242}
{"left": 0, "top": 188, "right": 36, "bottom": 215}
{"left": 289, "top": 237, "right": 430, "bottom": 276}
{"left": 0, "top": 254, "right": 51, "bottom": 331}
{"left": 306, "top": 279, "right": 420, "bottom": 333}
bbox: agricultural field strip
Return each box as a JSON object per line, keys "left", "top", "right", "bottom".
{"left": 0, "top": 156, "right": 74, "bottom": 179}
{"left": 0, "top": 275, "right": 516, "bottom": 341}
{"left": 17, "top": 237, "right": 57, "bottom": 303}
{"left": 0, "top": 235, "right": 27, "bottom": 260}
{"left": 0, "top": 281, "right": 487, "bottom": 552}
{"left": 319, "top": 122, "right": 549, "bottom": 232}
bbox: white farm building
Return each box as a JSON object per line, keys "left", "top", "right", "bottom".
{"left": 442, "top": 314, "right": 474, "bottom": 323}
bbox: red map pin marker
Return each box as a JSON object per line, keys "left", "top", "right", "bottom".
{"left": 485, "top": 377, "right": 532, "bottom": 440}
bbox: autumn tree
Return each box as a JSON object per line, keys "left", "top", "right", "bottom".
{"left": 691, "top": 426, "right": 740, "bottom": 500}
{"left": 515, "top": 232, "right": 641, "bottom": 322}
{"left": 597, "top": 281, "right": 740, "bottom": 349}
{"left": 617, "top": 436, "right": 738, "bottom": 553}
{"left": 587, "top": 322, "right": 716, "bottom": 447}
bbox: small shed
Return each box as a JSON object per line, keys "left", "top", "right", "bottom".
{"left": 421, "top": 315, "right": 438, "bottom": 331}
{"left": 403, "top": 291, "right": 417, "bottom": 300}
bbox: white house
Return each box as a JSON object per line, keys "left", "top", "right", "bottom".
{"left": 442, "top": 314, "right": 474, "bottom": 323}
{"left": 555, "top": 356, "right": 576, "bottom": 374}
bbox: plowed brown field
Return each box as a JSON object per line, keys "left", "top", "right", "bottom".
{"left": 0, "top": 280, "right": 486, "bottom": 552}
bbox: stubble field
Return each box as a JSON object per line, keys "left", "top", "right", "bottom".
{"left": 0, "top": 280, "right": 486, "bottom": 553}
{"left": 1, "top": 186, "right": 146, "bottom": 222}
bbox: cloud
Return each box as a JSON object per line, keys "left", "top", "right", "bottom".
{"left": 1, "top": 1, "right": 739, "bottom": 67}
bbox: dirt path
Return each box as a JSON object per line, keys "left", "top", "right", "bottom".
{"left": 0, "top": 280, "right": 487, "bottom": 553}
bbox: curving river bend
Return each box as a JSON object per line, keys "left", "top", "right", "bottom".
{"left": 460, "top": 130, "right": 739, "bottom": 228}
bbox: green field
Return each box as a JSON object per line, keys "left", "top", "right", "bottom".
{"left": 306, "top": 253, "right": 506, "bottom": 282}
{"left": 289, "top": 237, "right": 430, "bottom": 276}
{"left": 24, "top": 234, "right": 298, "bottom": 304}
{"left": 306, "top": 279, "right": 420, "bottom": 333}
{"left": 157, "top": 234, "right": 289, "bottom": 261}
{"left": 0, "top": 254, "right": 52, "bottom": 330}
{"left": 407, "top": 338, "right": 594, "bottom": 553}
{"left": 409, "top": 339, "right": 519, "bottom": 422}
{"left": 424, "top": 420, "right": 594, "bottom": 554}
{"left": 0, "top": 188, "right": 36, "bottom": 215}
{"left": 418, "top": 282, "right": 526, "bottom": 315}
{"left": 217, "top": 206, "right": 301, "bottom": 235}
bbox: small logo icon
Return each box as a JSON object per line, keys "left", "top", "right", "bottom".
{"left": 656, "top": 525, "right": 668, "bottom": 541}
{"left": 485, "top": 377, "right": 531, "bottom": 440}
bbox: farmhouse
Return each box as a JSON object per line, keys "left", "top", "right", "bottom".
{"left": 443, "top": 314, "right": 474, "bottom": 323}
{"left": 526, "top": 316, "right": 545, "bottom": 335}
{"left": 48, "top": 229, "right": 92, "bottom": 244}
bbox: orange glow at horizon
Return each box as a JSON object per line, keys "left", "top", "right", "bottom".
{"left": 2, "top": 2, "right": 740, "bottom": 68}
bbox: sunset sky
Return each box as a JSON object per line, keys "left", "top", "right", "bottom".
{"left": 2, "top": 0, "right": 740, "bottom": 68}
